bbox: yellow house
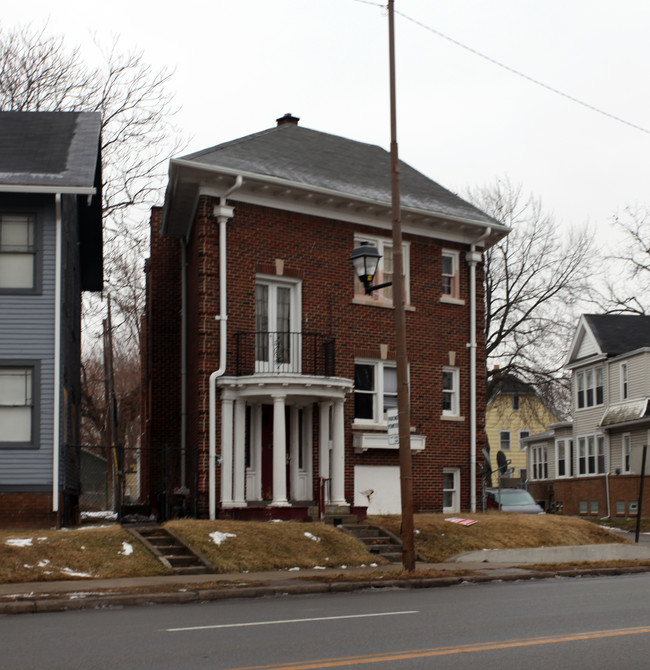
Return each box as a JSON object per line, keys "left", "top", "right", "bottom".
{"left": 485, "top": 375, "right": 560, "bottom": 480}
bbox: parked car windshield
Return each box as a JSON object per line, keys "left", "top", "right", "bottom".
{"left": 495, "top": 490, "right": 536, "bottom": 506}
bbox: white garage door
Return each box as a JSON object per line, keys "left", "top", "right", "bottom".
{"left": 354, "top": 465, "right": 401, "bottom": 515}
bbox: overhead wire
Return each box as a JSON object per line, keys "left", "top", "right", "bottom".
{"left": 351, "top": 0, "right": 650, "bottom": 136}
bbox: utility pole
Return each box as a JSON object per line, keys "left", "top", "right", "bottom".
{"left": 388, "top": 0, "right": 415, "bottom": 572}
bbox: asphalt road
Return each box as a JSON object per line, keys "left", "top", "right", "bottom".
{"left": 3, "top": 573, "right": 650, "bottom": 669}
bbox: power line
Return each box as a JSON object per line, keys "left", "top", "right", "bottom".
{"left": 352, "top": 0, "right": 650, "bottom": 136}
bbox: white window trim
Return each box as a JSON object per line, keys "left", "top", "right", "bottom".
{"left": 556, "top": 438, "right": 568, "bottom": 478}
{"left": 499, "top": 430, "right": 511, "bottom": 451}
{"left": 442, "top": 467, "right": 460, "bottom": 513}
{"left": 353, "top": 233, "right": 410, "bottom": 306}
{"left": 577, "top": 433, "right": 607, "bottom": 476}
{"left": 622, "top": 432, "right": 631, "bottom": 474}
{"left": 575, "top": 365, "right": 604, "bottom": 410}
{"left": 440, "top": 249, "right": 464, "bottom": 304}
{"left": 353, "top": 358, "right": 402, "bottom": 427}
{"left": 518, "top": 430, "right": 530, "bottom": 450}
{"left": 620, "top": 361, "right": 629, "bottom": 400}
{"left": 442, "top": 366, "right": 460, "bottom": 417}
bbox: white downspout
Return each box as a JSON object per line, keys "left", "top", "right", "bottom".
{"left": 466, "top": 226, "right": 491, "bottom": 512}
{"left": 52, "top": 194, "right": 62, "bottom": 516}
{"left": 209, "top": 175, "right": 243, "bottom": 519}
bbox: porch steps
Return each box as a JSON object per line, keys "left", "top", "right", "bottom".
{"left": 125, "top": 525, "right": 213, "bottom": 575}
{"left": 339, "top": 523, "right": 404, "bottom": 564}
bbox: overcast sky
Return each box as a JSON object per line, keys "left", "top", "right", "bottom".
{"left": 5, "top": 0, "right": 650, "bottom": 241}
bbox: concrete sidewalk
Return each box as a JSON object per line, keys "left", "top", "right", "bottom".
{"left": 2, "top": 543, "right": 650, "bottom": 615}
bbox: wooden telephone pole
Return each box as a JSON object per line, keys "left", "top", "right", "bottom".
{"left": 388, "top": 0, "right": 415, "bottom": 572}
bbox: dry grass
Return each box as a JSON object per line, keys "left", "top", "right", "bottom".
{"left": 0, "top": 525, "right": 169, "bottom": 584}
{"left": 0, "top": 514, "right": 635, "bottom": 584}
{"left": 165, "top": 519, "right": 381, "bottom": 573}
{"left": 370, "top": 512, "right": 628, "bottom": 563}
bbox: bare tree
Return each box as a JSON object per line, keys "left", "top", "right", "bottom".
{"left": 1, "top": 23, "right": 182, "bottom": 450}
{"left": 0, "top": 23, "right": 182, "bottom": 353}
{"left": 466, "top": 179, "right": 597, "bottom": 417}
{"left": 596, "top": 205, "right": 650, "bottom": 315}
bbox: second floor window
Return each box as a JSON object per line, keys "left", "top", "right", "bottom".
{"left": 621, "top": 362, "right": 629, "bottom": 400}
{"left": 441, "top": 250, "right": 460, "bottom": 300}
{"left": 0, "top": 214, "right": 36, "bottom": 291}
{"left": 576, "top": 366, "right": 604, "bottom": 409}
{"left": 353, "top": 234, "right": 410, "bottom": 306}
{"left": 442, "top": 366, "right": 459, "bottom": 416}
{"left": 354, "top": 360, "right": 398, "bottom": 424}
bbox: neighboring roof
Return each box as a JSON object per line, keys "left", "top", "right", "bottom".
{"left": 182, "top": 123, "right": 496, "bottom": 226}
{"left": 600, "top": 399, "right": 650, "bottom": 428}
{"left": 163, "top": 116, "right": 509, "bottom": 241}
{"left": 487, "top": 373, "right": 536, "bottom": 402}
{"left": 583, "top": 314, "right": 650, "bottom": 357}
{"left": 0, "top": 111, "right": 101, "bottom": 193}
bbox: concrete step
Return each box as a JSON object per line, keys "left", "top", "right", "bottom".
{"left": 125, "top": 524, "right": 213, "bottom": 575}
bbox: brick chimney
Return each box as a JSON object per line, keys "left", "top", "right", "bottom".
{"left": 276, "top": 113, "right": 300, "bottom": 126}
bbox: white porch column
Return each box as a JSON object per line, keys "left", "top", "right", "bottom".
{"left": 319, "top": 401, "right": 332, "bottom": 502}
{"left": 330, "top": 399, "right": 348, "bottom": 506}
{"left": 304, "top": 404, "right": 314, "bottom": 500}
{"left": 248, "top": 403, "right": 262, "bottom": 501}
{"left": 233, "top": 398, "right": 247, "bottom": 506}
{"left": 290, "top": 405, "right": 300, "bottom": 501}
{"left": 220, "top": 391, "right": 235, "bottom": 508}
{"left": 271, "top": 394, "right": 289, "bottom": 506}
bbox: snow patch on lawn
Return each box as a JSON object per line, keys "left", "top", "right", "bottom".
{"left": 5, "top": 538, "right": 33, "bottom": 547}
{"left": 209, "top": 531, "right": 237, "bottom": 546}
{"left": 304, "top": 532, "right": 321, "bottom": 542}
{"left": 119, "top": 542, "right": 134, "bottom": 556}
{"left": 60, "top": 567, "right": 92, "bottom": 578}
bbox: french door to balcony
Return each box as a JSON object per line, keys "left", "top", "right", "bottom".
{"left": 255, "top": 278, "right": 301, "bottom": 373}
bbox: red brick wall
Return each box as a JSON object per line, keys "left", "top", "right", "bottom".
{"left": 0, "top": 493, "right": 58, "bottom": 529}
{"left": 145, "top": 197, "right": 487, "bottom": 514}
{"left": 529, "top": 475, "right": 650, "bottom": 517}
{"left": 142, "top": 207, "right": 183, "bottom": 513}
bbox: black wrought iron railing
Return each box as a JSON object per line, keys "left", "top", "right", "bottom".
{"left": 235, "top": 331, "right": 335, "bottom": 377}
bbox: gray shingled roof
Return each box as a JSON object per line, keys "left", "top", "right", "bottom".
{"left": 0, "top": 111, "right": 101, "bottom": 191}
{"left": 182, "top": 122, "right": 497, "bottom": 225}
{"left": 584, "top": 314, "right": 650, "bottom": 357}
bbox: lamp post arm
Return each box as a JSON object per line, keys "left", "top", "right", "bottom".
{"left": 364, "top": 280, "right": 393, "bottom": 295}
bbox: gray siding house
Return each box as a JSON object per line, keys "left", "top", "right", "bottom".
{"left": 0, "top": 112, "right": 102, "bottom": 528}
{"left": 526, "top": 314, "right": 650, "bottom": 516}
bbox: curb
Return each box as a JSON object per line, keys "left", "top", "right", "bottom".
{"left": 2, "top": 564, "right": 649, "bottom": 616}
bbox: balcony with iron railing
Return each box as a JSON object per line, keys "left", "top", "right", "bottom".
{"left": 235, "top": 331, "right": 336, "bottom": 377}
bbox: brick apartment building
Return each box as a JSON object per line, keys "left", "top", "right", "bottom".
{"left": 141, "top": 114, "right": 507, "bottom": 521}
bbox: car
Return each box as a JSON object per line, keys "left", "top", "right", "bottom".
{"left": 485, "top": 487, "right": 545, "bottom": 514}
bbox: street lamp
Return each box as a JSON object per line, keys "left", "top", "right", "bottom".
{"left": 349, "top": 245, "right": 393, "bottom": 295}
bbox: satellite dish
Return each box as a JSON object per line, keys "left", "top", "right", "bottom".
{"left": 496, "top": 450, "right": 508, "bottom": 474}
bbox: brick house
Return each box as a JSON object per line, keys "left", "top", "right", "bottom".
{"left": 526, "top": 314, "right": 650, "bottom": 516}
{"left": 142, "top": 114, "right": 507, "bottom": 520}
{"left": 0, "top": 112, "right": 103, "bottom": 528}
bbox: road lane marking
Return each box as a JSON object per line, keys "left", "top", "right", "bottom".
{"left": 220, "top": 625, "right": 650, "bottom": 669}
{"left": 165, "top": 610, "right": 419, "bottom": 633}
